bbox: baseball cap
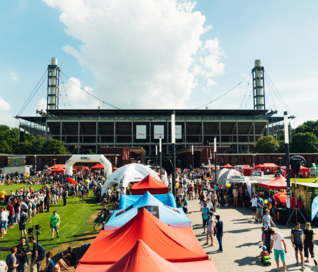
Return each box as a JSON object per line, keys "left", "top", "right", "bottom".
{"left": 53, "top": 210, "right": 57, "bottom": 213}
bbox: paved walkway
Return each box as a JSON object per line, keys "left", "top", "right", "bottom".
{"left": 187, "top": 198, "right": 318, "bottom": 272}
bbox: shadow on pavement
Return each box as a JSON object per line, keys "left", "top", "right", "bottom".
{"left": 236, "top": 241, "right": 260, "bottom": 248}
{"left": 234, "top": 256, "right": 260, "bottom": 266}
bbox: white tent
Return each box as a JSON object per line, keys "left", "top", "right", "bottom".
{"left": 102, "top": 163, "right": 161, "bottom": 195}
{"left": 217, "top": 169, "right": 244, "bottom": 186}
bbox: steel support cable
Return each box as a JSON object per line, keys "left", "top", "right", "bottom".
{"left": 265, "top": 72, "right": 293, "bottom": 115}
{"left": 240, "top": 74, "right": 251, "bottom": 108}
{"left": 60, "top": 73, "right": 71, "bottom": 108}
{"left": 60, "top": 71, "right": 120, "bottom": 109}
{"left": 196, "top": 72, "right": 252, "bottom": 109}
{"left": 16, "top": 69, "right": 47, "bottom": 117}
{"left": 17, "top": 75, "right": 47, "bottom": 117}
{"left": 265, "top": 78, "right": 277, "bottom": 110}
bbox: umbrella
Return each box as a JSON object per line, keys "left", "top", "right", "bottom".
{"left": 66, "top": 177, "right": 76, "bottom": 185}
{"left": 91, "top": 164, "right": 104, "bottom": 170}
{"left": 85, "top": 179, "right": 91, "bottom": 183}
{"left": 84, "top": 167, "right": 90, "bottom": 171}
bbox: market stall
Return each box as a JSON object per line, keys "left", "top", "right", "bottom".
{"left": 131, "top": 175, "right": 169, "bottom": 195}
{"left": 282, "top": 165, "right": 310, "bottom": 178}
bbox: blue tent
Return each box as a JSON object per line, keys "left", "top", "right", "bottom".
{"left": 105, "top": 192, "right": 191, "bottom": 230}
{"left": 118, "top": 193, "right": 176, "bottom": 210}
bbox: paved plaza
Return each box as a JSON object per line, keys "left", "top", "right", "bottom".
{"left": 187, "top": 198, "right": 318, "bottom": 272}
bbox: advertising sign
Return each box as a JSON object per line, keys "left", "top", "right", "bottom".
{"left": 136, "top": 125, "right": 146, "bottom": 139}
{"left": 138, "top": 206, "right": 159, "bottom": 218}
{"left": 7, "top": 156, "right": 26, "bottom": 167}
{"left": 175, "top": 125, "right": 182, "bottom": 139}
{"left": 311, "top": 196, "right": 318, "bottom": 221}
{"left": 154, "top": 125, "right": 164, "bottom": 139}
{"left": 251, "top": 170, "right": 264, "bottom": 178}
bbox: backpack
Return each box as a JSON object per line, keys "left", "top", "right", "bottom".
{"left": 20, "top": 213, "right": 28, "bottom": 224}
{"left": 37, "top": 243, "right": 46, "bottom": 261}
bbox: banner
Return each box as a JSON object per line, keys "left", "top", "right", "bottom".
{"left": 175, "top": 125, "right": 182, "bottom": 139}
{"left": 136, "top": 125, "right": 146, "bottom": 139}
{"left": 244, "top": 177, "right": 252, "bottom": 198}
{"left": 154, "top": 125, "right": 164, "bottom": 139}
{"left": 311, "top": 196, "right": 318, "bottom": 221}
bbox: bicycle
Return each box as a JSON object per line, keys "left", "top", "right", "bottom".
{"left": 93, "top": 214, "right": 110, "bottom": 231}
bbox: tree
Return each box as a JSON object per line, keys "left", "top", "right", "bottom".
{"left": 42, "top": 139, "right": 68, "bottom": 154}
{"left": 275, "top": 140, "right": 285, "bottom": 153}
{"left": 291, "top": 132, "right": 318, "bottom": 153}
{"left": 254, "top": 135, "right": 279, "bottom": 153}
{"left": 15, "top": 140, "right": 33, "bottom": 154}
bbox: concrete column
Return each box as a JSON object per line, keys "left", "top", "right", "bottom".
{"left": 236, "top": 121, "right": 239, "bottom": 154}
{"left": 202, "top": 121, "right": 204, "bottom": 144}
{"left": 219, "top": 121, "right": 221, "bottom": 146}
{"left": 184, "top": 121, "right": 187, "bottom": 148}
{"left": 114, "top": 122, "right": 116, "bottom": 147}
{"left": 77, "top": 122, "right": 80, "bottom": 154}
{"left": 166, "top": 121, "right": 169, "bottom": 154}
{"left": 253, "top": 121, "right": 256, "bottom": 146}
{"left": 96, "top": 122, "right": 98, "bottom": 154}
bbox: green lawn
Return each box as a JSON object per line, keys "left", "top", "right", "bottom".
{"left": 0, "top": 186, "right": 100, "bottom": 266}
{"left": 0, "top": 185, "right": 46, "bottom": 195}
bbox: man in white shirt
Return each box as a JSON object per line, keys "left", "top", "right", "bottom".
{"left": 269, "top": 228, "right": 287, "bottom": 272}
{"left": 205, "top": 198, "right": 213, "bottom": 209}
{"left": 250, "top": 195, "right": 258, "bottom": 219}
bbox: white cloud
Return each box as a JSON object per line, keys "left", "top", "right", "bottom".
{"left": 11, "top": 73, "right": 18, "bottom": 80}
{"left": 44, "top": 0, "right": 225, "bottom": 109}
{"left": 0, "top": 96, "right": 10, "bottom": 112}
{"left": 37, "top": 98, "right": 47, "bottom": 112}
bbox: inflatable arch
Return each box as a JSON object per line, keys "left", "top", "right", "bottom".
{"left": 65, "top": 155, "right": 112, "bottom": 177}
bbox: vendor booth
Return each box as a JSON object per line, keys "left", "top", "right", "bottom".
{"left": 79, "top": 209, "right": 208, "bottom": 265}
{"left": 119, "top": 193, "right": 176, "bottom": 209}
{"left": 50, "top": 166, "right": 65, "bottom": 176}
{"left": 131, "top": 175, "right": 169, "bottom": 195}
{"left": 257, "top": 163, "right": 279, "bottom": 174}
{"left": 282, "top": 165, "right": 310, "bottom": 178}
{"left": 105, "top": 192, "right": 190, "bottom": 230}
{"left": 101, "top": 164, "right": 160, "bottom": 196}
{"left": 242, "top": 165, "right": 255, "bottom": 176}
{"left": 75, "top": 240, "right": 217, "bottom": 272}
{"left": 258, "top": 174, "right": 287, "bottom": 190}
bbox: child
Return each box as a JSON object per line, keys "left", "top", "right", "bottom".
{"left": 204, "top": 212, "right": 214, "bottom": 247}
{"left": 260, "top": 246, "right": 271, "bottom": 265}
{"left": 45, "top": 252, "right": 55, "bottom": 272}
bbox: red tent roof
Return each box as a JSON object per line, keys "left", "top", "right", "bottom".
{"left": 258, "top": 174, "right": 287, "bottom": 189}
{"left": 79, "top": 208, "right": 208, "bottom": 265}
{"left": 47, "top": 164, "right": 65, "bottom": 170}
{"left": 259, "top": 163, "right": 279, "bottom": 168}
{"left": 273, "top": 192, "right": 304, "bottom": 210}
{"left": 243, "top": 165, "right": 255, "bottom": 169}
{"left": 255, "top": 164, "right": 263, "bottom": 168}
{"left": 281, "top": 165, "right": 309, "bottom": 170}
{"left": 91, "top": 164, "right": 104, "bottom": 169}
{"left": 131, "top": 175, "right": 169, "bottom": 195}
{"left": 223, "top": 163, "right": 233, "bottom": 168}
{"left": 76, "top": 241, "right": 216, "bottom": 272}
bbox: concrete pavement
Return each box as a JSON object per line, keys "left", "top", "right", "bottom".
{"left": 187, "top": 197, "right": 318, "bottom": 272}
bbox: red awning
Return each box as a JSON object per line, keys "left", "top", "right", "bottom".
{"left": 273, "top": 192, "right": 304, "bottom": 210}
{"left": 79, "top": 208, "right": 208, "bottom": 265}
{"left": 47, "top": 164, "right": 65, "bottom": 170}
{"left": 131, "top": 175, "right": 169, "bottom": 195}
{"left": 243, "top": 165, "right": 255, "bottom": 169}
{"left": 223, "top": 164, "right": 233, "bottom": 168}
{"left": 258, "top": 174, "right": 287, "bottom": 189}
{"left": 91, "top": 164, "right": 104, "bottom": 170}
{"left": 257, "top": 163, "right": 279, "bottom": 168}
{"left": 76, "top": 240, "right": 217, "bottom": 272}
{"left": 255, "top": 164, "right": 263, "bottom": 168}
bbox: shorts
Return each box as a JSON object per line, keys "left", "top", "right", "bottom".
{"left": 28, "top": 211, "right": 32, "bottom": 216}
{"left": 294, "top": 243, "right": 303, "bottom": 251}
{"left": 203, "top": 219, "right": 208, "bottom": 227}
{"left": 19, "top": 224, "right": 26, "bottom": 231}
{"left": 51, "top": 226, "right": 59, "bottom": 232}
{"left": 0, "top": 220, "right": 6, "bottom": 229}
{"left": 224, "top": 195, "right": 229, "bottom": 201}
{"left": 274, "top": 249, "right": 286, "bottom": 263}
{"left": 256, "top": 208, "right": 262, "bottom": 214}
{"left": 234, "top": 197, "right": 238, "bottom": 201}
{"left": 272, "top": 207, "right": 277, "bottom": 214}
{"left": 252, "top": 207, "right": 256, "bottom": 213}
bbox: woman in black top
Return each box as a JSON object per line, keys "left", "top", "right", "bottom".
{"left": 304, "top": 222, "right": 317, "bottom": 265}
{"left": 58, "top": 247, "right": 77, "bottom": 269}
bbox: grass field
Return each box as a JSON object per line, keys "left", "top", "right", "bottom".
{"left": 0, "top": 185, "right": 101, "bottom": 270}
{"left": 0, "top": 185, "right": 47, "bottom": 195}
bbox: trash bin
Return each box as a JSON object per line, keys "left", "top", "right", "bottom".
{"left": 277, "top": 208, "right": 288, "bottom": 225}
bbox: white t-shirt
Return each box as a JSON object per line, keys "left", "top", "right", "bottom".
{"left": 1, "top": 211, "right": 9, "bottom": 221}
{"left": 206, "top": 201, "right": 213, "bottom": 209}
{"left": 0, "top": 260, "right": 6, "bottom": 272}
{"left": 233, "top": 189, "right": 238, "bottom": 197}
{"left": 271, "top": 233, "right": 284, "bottom": 250}
{"left": 251, "top": 198, "right": 258, "bottom": 207}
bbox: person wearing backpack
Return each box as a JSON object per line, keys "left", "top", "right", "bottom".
{"left": 28, "top": 236, "right": 45, "bottom": 272}
{"left": 19, "top": 209, "right": 28, "bottom": 239}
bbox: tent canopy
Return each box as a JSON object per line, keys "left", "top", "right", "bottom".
{"left": 243, "top": 165, "right": 254, "bottom": 169}
{"left": 223, "top": 164, "right": 233, "bottom": 168}
{"left": 119, "top": 193, "right": 176, "bottom": 209}
{"left": 258, "top": 163, "right": 279, "bottom": 168}
{"left": 217, "top": 169, "right": 244, "bottom": 186}
{"left": 273, "top": 192, "right": 304, "bottom": 210}
{"left": 131, "top": 175, "right": 169, "bottom": 195}
{"left": 79, "top": 208, "right": 208, "bottom": 265}
{"left": 47, "top": 164, "right": 65, "bottom": 170}
{"left": 105, "top": 192, "right": 190, "bottom": 230}
{"left": 258, "top": 174, "right": 287, "bottom": 189}
{"left": 75, "top": 240, "right": 217, "bottom": 272}
{"left": 91, "top": 164, "right": 104, "bottom": 170}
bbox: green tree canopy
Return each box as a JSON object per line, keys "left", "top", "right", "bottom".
{"left": 254, "top": 135, "right": 279, "bottom": 153}
{"left": 42, "top": 139, "right": 68, "bottom": 154}
{"left": 291, "top": 132, "right": 318, "bottom": 153}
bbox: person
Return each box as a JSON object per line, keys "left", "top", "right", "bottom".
{"left": 256, "top": 194, "right": 264, "bottom": 222}
{"left": 291, "top": 222, "right": 304, "bottom": 270}
{"left": 189, "top": 184, "right": 194, "bottom": 200}
{"left": 232, "top": 186, "right": 238, "bottom": 207}
{"left": 268, "top": 227, "right": 287, "bottom": 272}
{"left": 6, "top": 201, "right": 15, "bottom": 228}
{"left": 250, "top": 195, "right": 257, "bottom": 219}
{"left": 29, "top": 235, "right": 45, "bottom": 272}
{"left": 57, "top": 247, "right": 76, "bottom": 269}
{"left": 215, "top": 215, "right": 223, "bottom": 252}
{"left": 16, "top": 237, "right": 31, "bottom": 272}
{"left": 50, "top": 211, "right": 60, "bottom": 241}
{"left": 204, "top": 212, "right": 213, "bottom": 247}
{"left": 44, "top": 252, "right": 54, "bottom": 272}
{"left": 213, "top": 199, "right": 220, "bottom": 214}
{"left": 260, "top": 246, "right": 271, "bottom": 265}
{"left": 262, "top": 209, "right": 276, "bottom": 228}
{"left": 0, "top": 190, "right": 7, "bottom": 204}
{"left": 303, "top": 222, "right": 317, "bottom": 266}
{"left": 19, "top": 209, "right": 28, "bottom": 239}
{"left": 205, "top": 198, "right": 212, "bottom": 209}
{"left": 6, "top": 247, "right": 18, "bottom": 272}
{"left": 263, "top": 227, "right": 272, "bottom": 255}
{"left": 62, "top": 189, "right": 68, "bottom": 207}
{"left": 0, "top": 254, "right": 8, "bottom": 272}
{"left": 201, "top": 202, "right": 210, "bottom": 234}
{"left": 0, "top": 207, "right": 9, "bottom": 238}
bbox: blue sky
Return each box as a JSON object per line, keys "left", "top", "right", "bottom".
{"left": 1, "top": 0, "right": 317, "bottom": 128}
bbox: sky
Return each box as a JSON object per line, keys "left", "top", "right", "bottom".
{"left": 1, "top": 0, "right": 317, "bottom": 128}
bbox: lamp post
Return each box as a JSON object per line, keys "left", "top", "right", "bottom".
{"left": 171, "top": 110, "right": 176, "bottom": 197}
{"left": 155, "top": 145, "right": 158, "bottom": 168}
{"left": 34, "top": 155, "right": 37, "bottom": 175}
{"left": 253, "top": 154, "right": 256, "bottom": 168}
{"left": 191, "top": 145, "right": 194, "bottom": 170}
{"left": 214, "top": 138, "right": 217, "bottom": 183}
{"left": 159, "top": 137, "right": 162, "bottom": 181}
{"left": 284, "top": 111, "right": 291, "bottom": 215}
